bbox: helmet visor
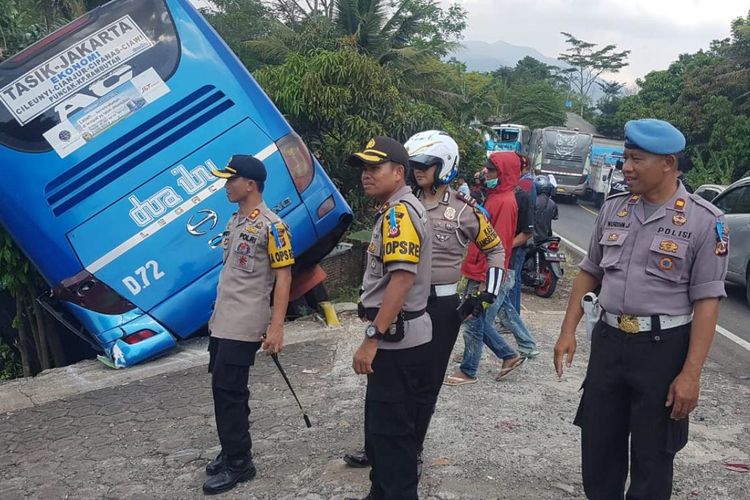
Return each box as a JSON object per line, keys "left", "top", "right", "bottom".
{"left": 409, "top": 154, "right": 444, "bottom": 170}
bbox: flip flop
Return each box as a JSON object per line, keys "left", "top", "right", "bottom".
{"left": 496, "top": 356, "right": 526, "bottom": 381}
{"left": 444, "top": 374, "right": 477, "bottom": 386}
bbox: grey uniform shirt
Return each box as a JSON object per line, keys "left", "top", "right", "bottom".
{"left": 360, "top": 185, "right": 432, "bottom": 350}
{"left": 580, "top": 182, "right": 729, "bottom": 316}
{"left": 209, "top": 202, "right": 295, "bottom": 342}
{"left": 418, "top": 188, "right": 505, "bottom": 285}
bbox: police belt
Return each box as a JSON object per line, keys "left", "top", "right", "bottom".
{"left": 430, "top": 283, "right": 458, "bottom": 297}
{"left": 361, "top": 307, "right": 427, "bottom": 343}
{"left": 602, "top": 311, "right": 693, "bottom": 334}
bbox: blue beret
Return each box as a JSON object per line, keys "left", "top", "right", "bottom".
{"left": 624, "top": 119, "right": 685, "bottom": 155}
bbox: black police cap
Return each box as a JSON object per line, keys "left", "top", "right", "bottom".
{"left": 347, "top": 136, "right": 409, "bottom": 169}
{"left": 211, "top": 155, "right": 267, "bottom": 182}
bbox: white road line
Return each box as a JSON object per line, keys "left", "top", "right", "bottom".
{"left": 554, "top": 232, "right": 588, "bottom": 257}
{"left": 716, "top": 325, "right": 750, "bottom": 352}
{"left": 555, "top": 229, "right": 750, "bottom": 352}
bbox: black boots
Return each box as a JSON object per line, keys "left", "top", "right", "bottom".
{"left": 205, "top": 452, "right": 225, "bottom": 476}
{"left": 343, "top": 449, "right": 370, "bottom": 468}
{"left": 202, "top": 455, "right": 256, "bottom": 495}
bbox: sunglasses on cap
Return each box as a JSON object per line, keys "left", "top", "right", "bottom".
{"left": 409, "top": 154, "right": 444, "bottom": 170}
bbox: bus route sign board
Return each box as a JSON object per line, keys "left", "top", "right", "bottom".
{"left": 0, "top": 15, "right": 153, "bottom": 126}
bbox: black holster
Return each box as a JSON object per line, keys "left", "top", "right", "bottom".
{"left": 363, "top": 307, "right": 426, "bottom": 342}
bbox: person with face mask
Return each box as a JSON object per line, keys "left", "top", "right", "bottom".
{"left": 445, "top": 152, "right": 527, "bottom": 385}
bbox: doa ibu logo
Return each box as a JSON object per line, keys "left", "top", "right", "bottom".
{"left": 127, "top": 160, "right": 220, "bottom": 227}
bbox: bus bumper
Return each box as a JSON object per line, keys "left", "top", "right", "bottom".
{"left": 102, "top": 314, "right": 177, "bottom": 368}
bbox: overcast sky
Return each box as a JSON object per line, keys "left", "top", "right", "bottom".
{"left": 443, "top": 0, "right": 748, "bottom": 84}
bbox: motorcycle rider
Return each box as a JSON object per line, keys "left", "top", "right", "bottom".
{"left": 533, "top": 175, "right": 558, "bottom": 244}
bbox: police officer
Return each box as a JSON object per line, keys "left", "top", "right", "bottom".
{"left": 553, "top": 119, "right": 729, "bottom": 500}
{"left": 202, "top": 155, "right": 295, "bottom": 495}
{"left": 405, "top": 130, "right": 505, "bottom": 452}
{"left": 348, "top": 136, "right": 433, "bottom": 500}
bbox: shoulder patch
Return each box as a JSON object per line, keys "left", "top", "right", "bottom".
{"left": 689, "top": 193, "right": 724, "bottom": 217}
{"left": 382, "top": 203, "right": 421, "bottom": 265}
{"left": 473, "top": 209, "right": 501, "bottom": 252}
{"left": 267, "top": 222, "right": 294, "bottom": 268}
{"left": 456, "top": 191, "right": 477, "bottom": 208}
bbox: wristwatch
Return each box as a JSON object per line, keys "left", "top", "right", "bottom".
{"left": 365, "top": 323, "right": 385, "bottom": 340}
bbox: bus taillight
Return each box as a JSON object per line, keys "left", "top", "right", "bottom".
{"left": 122, "top": 330, "right": 156, "bottom": 345}
{"left": 277, "top": 133, "right": 314, "bottom": 193}
{"left": 53, "top": 270, "right": 135, "bottom": 315}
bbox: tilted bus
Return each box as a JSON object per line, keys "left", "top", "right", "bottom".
{"left": 0, "top": 0, "right": 352, "bottom": 367}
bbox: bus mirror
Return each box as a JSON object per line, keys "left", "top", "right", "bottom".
{"left": 615, "top": 159, "right": 623, "bottom": 170}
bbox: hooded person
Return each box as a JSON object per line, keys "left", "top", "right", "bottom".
{"left": 446, "top": 152, "right": 527, "bottom": 385}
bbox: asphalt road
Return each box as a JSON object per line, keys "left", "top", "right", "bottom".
{"left": 553, "top": 199, "right": 750, "bottom": 384}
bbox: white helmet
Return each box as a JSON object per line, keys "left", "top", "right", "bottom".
{"left": 404, "top": 130, "right": 460, "bottom": 186}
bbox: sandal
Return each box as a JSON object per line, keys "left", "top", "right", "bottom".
{"left": 444, "top": 373, "right": 477, "bottom": 386}
{"left": 496, "top": 356, "right": 526, "bottom": 381}
{"left": 452, "top": 353, "right": 463, "bottom": 363}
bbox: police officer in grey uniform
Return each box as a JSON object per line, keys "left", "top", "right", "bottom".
{"left": 405, "top": 130, "right": 505, "bottom": 451}
{"left": 202, "top": 155, "right": 295, "bottom": 495}
{"left": 348, "top": 136, "right": 433, "bottom": 500}
{"left": 554, "top": 119, "right": 729, "bottom": 500}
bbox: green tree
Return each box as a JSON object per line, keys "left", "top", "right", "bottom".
{"left": 559, "top": 32, "right": 630, "bottom": 117}
{"left": 507, "top": 82, "right": 566, "bottom": 130}
{"left": 595, "top": 80, "right": 625, "bottom": 138}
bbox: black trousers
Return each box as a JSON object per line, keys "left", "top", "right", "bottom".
{"left": 414, "top": 294, "right": 462, "bottom": 450}
{"left": 365, "top": 342, "right": 435, "bottom": 500}
{"left": 575, "top": 320, "right": 691, "bottom": 500}
{"left": 208, "top": 337, "right": 262, "bottom": 459}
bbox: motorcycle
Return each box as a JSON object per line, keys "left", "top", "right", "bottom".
{"left": 521, "top": 237, "right": 566, "bottom": 298}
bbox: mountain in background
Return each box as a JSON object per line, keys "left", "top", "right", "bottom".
{"left": 449, "top": 40, "right": 608, "bottom": 102}
{"left": 448, "top": 40, "right": 567, "bottom": 73}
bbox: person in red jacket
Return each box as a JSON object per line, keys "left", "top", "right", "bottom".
{"left": 445, "top": 152, "right": 526, "bottom": 385}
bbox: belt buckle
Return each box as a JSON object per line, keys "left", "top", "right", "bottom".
{"left": 617, "top": 314, "right": 640, "bottom": 334}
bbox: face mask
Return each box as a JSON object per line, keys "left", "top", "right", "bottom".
{"left": 484, "top": 178, "right": 498, "bottom": 189}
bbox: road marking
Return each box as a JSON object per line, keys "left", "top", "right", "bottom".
{"left": 556, "top": 225, "right": 750, "bottom": 352}
{"left": 577, "top": 203, "right": 600, "bottom": 217}
{"left": 716, "top": 325, "right": 750, "bottom": 352}
{"left": 553, "top": 232, "right": 588, "bottom": 257}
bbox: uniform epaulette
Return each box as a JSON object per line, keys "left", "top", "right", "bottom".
{"left": 456, "top": 191, "right": 477, "bottom": 208}
{"left": 689, "top": 193, "right": 724, "bottom": 217}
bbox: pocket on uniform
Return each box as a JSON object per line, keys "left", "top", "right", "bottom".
{"left": 665, "top": 417, "right": 689, "bottom": 454}
{"left": 645, "top": 237, "right": 688, "bottom": 283}
{"left": 573, "top": 376, "right": 587, "bottom": 428}
{"left": 599, "top": 230, "right": 628, "bottom": 268}
{"left": 367, "top": 237, "right": 384, "bottom": 278}
{"left": 231, "top": 252, "right": 255, "bottom": 273}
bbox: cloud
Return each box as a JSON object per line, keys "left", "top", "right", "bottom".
{"left": 444, "top": 0, "right": 748, "bottom": 83}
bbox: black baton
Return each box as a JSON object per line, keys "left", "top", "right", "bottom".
{"left": 271, "top": 353, "right": 312, "bottom": 428}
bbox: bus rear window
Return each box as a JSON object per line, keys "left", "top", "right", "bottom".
{"left": 0, "top": 0, "right": 179, "bottom": 153}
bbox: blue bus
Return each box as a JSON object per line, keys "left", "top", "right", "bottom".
{"left": 484, "top": 123, "right": 530, "bottom": 156}
{"left": 0, "top": 0, "right": 352, "bottom": 368}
